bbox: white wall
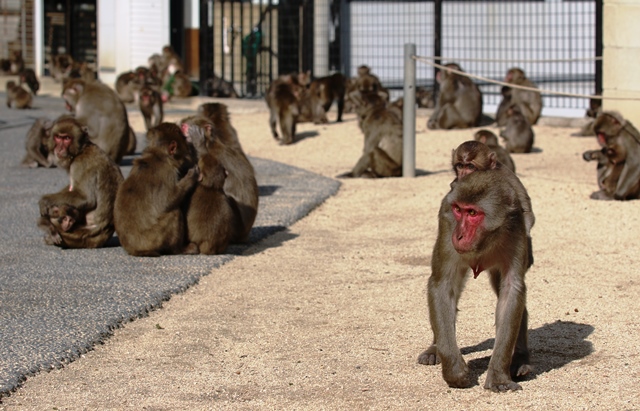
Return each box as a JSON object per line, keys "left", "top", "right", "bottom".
{"left": 97, "top": 0, "right": 170, "bottom": 86}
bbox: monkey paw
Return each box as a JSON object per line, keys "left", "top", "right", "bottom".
{"left": 417, "top": 346, "right": 440, "bottom": 366}
{"left": 485, "top": 380, "right": 522, "bottom": 393}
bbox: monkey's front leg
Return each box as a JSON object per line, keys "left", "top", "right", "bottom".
{"left": 427, "top": 269, "right": 470, "bottom": 388}
{"left": 484, "top": 269, "right": 527, "bottom": 392}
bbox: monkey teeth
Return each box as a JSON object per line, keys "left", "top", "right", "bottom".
{"left": 472, "top": 264, "right": 484, "bottom": 279}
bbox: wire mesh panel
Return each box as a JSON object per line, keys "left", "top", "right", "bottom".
{"left": 207, "top": 0, "right": 600, "bottom": 114}
{"left": 438, "top": 1, "right": 598, "bottom": 113}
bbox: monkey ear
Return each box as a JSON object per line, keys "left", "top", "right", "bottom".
{"left": 168, "top": 140, "right": 178, "bottom": 155}
{"left": 488, "top": 152, "right": 498, "bottom": 169}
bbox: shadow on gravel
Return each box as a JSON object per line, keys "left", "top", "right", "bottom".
{"left": 461, "top": 320, "right": 594, "bottom": 387}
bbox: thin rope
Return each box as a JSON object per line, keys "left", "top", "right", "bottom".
{"left": 413, "top": 55, "right": 639, "bottom": 102}
{"left": 418, "top": 56, "right": 602, "bottom": 63}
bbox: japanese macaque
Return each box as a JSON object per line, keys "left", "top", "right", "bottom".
{"left": 573, "top": 96, "right": 603, "bottom": 137}
{"left": 139, "top": 85, "right": 164, "bottom": 131}
{"left": 588, "top": 111, "right": 640, "bottom": 200}
{"left": 19, "top": 68, "right": 40, "bottom": 95}
{"left": 1, "top": 50, "right": 25, "bottom": 74}
{"left": 184, "top": 124, "right": 238, "bottom": 255}
{"left": 204, "top": 75, "right": 239, "bottom": 98}
{"left": 197, "top": 103, "right": 244, "bottom": 152}
{"left": 338, "top": 91, "right": 402, "bottom": 178}
{"left": 265, "top": 74, "right": 325, "bottom": 144}
{"left": 473, "top": 129, "right": 515, "bottom": 173}
{"left": 38, "top": 117, "right": 124, "bottom": 248}
{"left": 416, "top": 86, "right": 436, "bottom": 109}
{"left": 427, "top": 63, "right": 483, "bottom": 130}
{"left": 582, "top": 147, "right": 623, "bottom": 200}
{"left": 114, "top": 123, "right": 199, "bottom": 257}
{"left": 66, "top": 61, "right": 97, "bottom": 84}
{"left": 115, "top": 71, "right": 139, "bottom": 103}
{"left": 418, "top": 170, "right": 533, "bottom": 392}
{"left": 180, "top": 115, "right": 259, "bottom": 242}
{"left": 22, "top": 118, "right": 55, "bottom": 168}
{"left": 170, "top": 72, "right": 194, "bottom": 98}
{"left": 62, "top": 79, "right": 133, "bottom": 163}
{"left": 450, "top": 141, "right": 534, "bottom": 240}
{"left": 38, "top": 204, "right": 83, "bottom": 246}
{"left": 49, "top": 53, "right": 74, "bottom": 83}
{"left": 500, "top": 104, "right": 535, "bottom": 153}
{"left": 496, "top": 68, "right": 542, "bottom": 126}
{"left": 309, "top": 72, "right": 346, "bottom": 122}
{"left": 6, "top": 81, "right": 32, "bottom": 109}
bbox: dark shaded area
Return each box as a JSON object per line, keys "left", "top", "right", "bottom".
{"left": 460, "top": 321, "right": 594, "bottom": 387}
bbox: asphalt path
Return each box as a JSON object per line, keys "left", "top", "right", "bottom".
{"left": 0, "top": 93, "right": 340, "bottom": 396}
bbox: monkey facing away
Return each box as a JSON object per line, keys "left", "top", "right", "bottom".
{"left": 589, "top": 111, "right": 640, "bottom": 200}
{"left": 473, "top": 129, "right": 515, "bottom": 173}
{"left": 418, "top": 169, "right": 533, "bottom": 392}
{"left": 114, "top": 123, "right": 199, "bottom": 257}
{"left": 427, "top": 63, "right": 483, "bottom": 130}
{"left": 184, "top": 128, "right": 238, "bottom": 255}
{"left": 19, "top": 68, "right": 40, "bottom": 95}
{"left": 265, "top": 74, "right": 326, "bottom": 144}
{"left": 308, "top": 72, "right": 347, "bottom": 122}
{"left": 180, "top": 115, "right": 259, "bottom": 242}
{"left": 38, "top": 117, "right": 124, "bottom": 248}
{"left": 62, "top": 79, "right": 133, "bottom": 163}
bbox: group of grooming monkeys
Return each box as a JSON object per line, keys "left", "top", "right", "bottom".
{"left": 20, "top": 72, "right": 257, "bottom": 255}
{"left": 11, "top": 53, "right": 640, "bottom": 392}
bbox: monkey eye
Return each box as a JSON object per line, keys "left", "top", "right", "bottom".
{"left": 468, "top": 209, "right": 477, "bottom": 216}
{"left": 453, "top": 205, "right": 461, "bottom": 213}
{"left": 455, "top": 163, "right": 464, "bottom": 170}
{"left": 467, "top": 164, "right": 476, "bottom": 171}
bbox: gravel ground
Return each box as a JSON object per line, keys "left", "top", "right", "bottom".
{"left": 1, "top": 77, "right": 639, "bottom": 410}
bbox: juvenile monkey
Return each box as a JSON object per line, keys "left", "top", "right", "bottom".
{"left": 473, "top": 129, "right": 515, "bottom": 173}
{"left": 451, "top": 141, "right": 534, "bottom": 238}
{"left": 139, "top": 85, "right": 164, "bottom": 131}
{"left": 6, "top": 81, "right": 32, "bottom": 109}
{"left": 38, "top": 204, "right": 83, "bottom": 246}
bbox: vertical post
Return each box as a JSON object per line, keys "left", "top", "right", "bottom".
{"left": 595, "top": 0, "right": 603, "bottom": 96}
{"left": 403, "top": 43, "right": 416, "bottom": 178}
{"left": 433, "top": 0, "right": 442, "bottom": 93}
{"left": 199, "top": 0, "right": 213, "bottom": 96}
{"left": 314, "top": 0, "right": 330, "bottom": 77}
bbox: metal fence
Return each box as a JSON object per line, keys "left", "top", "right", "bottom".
{"left": 203, "top": 0, "right": 601, "bottom": 114}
